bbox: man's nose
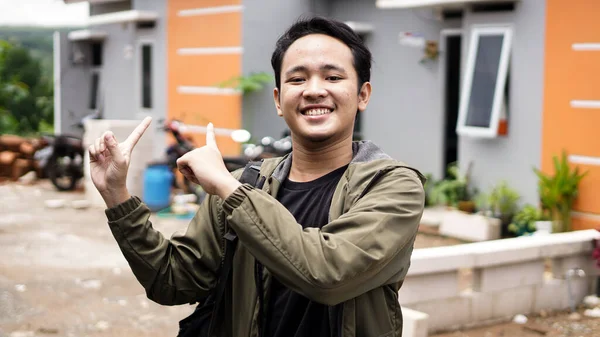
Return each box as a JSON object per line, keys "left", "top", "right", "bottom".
{"left": 303, "top": 79, "right": 328, "bottom": 99}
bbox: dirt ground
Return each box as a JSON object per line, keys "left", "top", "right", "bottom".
{"left": 2, "top": 179, "right": 599, "bottom": 337}
{"left": 432, "top": 309, "right": 600, "bottom": 337}
{"left": 0, "top": 180, "right": 195, "bottom": 337}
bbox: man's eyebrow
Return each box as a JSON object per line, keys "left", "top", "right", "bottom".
{"left": 284, "top": 64, "right": 347, "bottom": 77}
{"left": 285, "top": 65, "right": 308, "bottom": 77}
{"left": 321, "top": 64, "right": 347, "bottom": 73}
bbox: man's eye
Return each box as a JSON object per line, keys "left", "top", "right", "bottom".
{"left": 327, "top": 76, "right": 342, "bottom": 81}
{"left": 288, "top": 77, "right": 305, "bottom": 83}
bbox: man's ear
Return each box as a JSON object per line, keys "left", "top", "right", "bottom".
{"left": 357, "top": 82, "right": 372, "bottom": 112}
{"left": 274, "top": 88, "right": 283, "bottom": 117}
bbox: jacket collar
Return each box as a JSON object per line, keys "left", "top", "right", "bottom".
{"left": 267, "top": 140, "right": 392, "bottom": 182}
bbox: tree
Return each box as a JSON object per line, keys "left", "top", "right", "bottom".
{"left": 0, "top": 39, "right": 53, "bottom": 135}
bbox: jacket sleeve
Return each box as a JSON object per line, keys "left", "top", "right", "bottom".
{"left": 105, "top": 193, "right": 225, "bottom": 305}
{"left": 221, "top": 167, "right": 425, "bottom": 306}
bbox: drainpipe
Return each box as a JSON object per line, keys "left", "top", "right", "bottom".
{"left": 566, "top": 268, "right": 587, "bottom": 312}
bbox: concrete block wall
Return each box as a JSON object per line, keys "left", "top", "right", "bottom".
{"left": 399, "top": 230, "right": 600, "bottom": 336}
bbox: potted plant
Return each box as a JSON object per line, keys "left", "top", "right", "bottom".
{"left": 533, "top": 150, "right": 588, "bottom": 232}
{"left": 487, "top": 181, "right": 520, "bottom": 237}
{"left": 428, "top": 162, "right": 477, "bottom": 213}
{"left": 508, "top": 204, "right": 546, "bottom": 236}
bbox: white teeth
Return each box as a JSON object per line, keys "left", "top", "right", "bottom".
{"left": 305, "top": 108, "right": 331, "bottom": 116}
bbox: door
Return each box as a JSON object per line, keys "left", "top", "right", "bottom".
{"left": 442, "top": 31, "right": 462, "bottom": 177}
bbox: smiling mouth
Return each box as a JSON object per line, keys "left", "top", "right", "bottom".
{"left": 302, "top": 108, "right": 333, "bottom": 116}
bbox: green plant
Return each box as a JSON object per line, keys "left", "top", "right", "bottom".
{"left": 428, "top": 162, "right": 476, "bottom": 207}
{"left": 218, "top": 72, "right": 274, "bottom": 95}
{"left": 533, "top": 150, "right": 588, "bottom": 232}
{"left": 508, "top": 204, "right": 543, "bottom": 236}
{"left": 423, "top": 173, "right": 437, "bottom": 207}
{"left": 488, "top": 180, "right": 520, "bottom": 218}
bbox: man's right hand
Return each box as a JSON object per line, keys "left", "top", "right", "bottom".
{"left": 88, "top": 117, "right": 152, "bottom": 208}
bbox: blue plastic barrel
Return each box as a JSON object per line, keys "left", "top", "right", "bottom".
{"left": 143, "top": 163, "right": 174, "bottom": 212}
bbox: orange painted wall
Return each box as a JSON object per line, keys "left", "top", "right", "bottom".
{"left": 542, "top": 0, "right": 600, "bottom": 229}
{"left": 167, "top": 0, "right": 243, "bottom": 155}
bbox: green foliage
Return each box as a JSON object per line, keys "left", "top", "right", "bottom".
{"left": 427, "top": 162, "right": 476, "bottom": 207}
{"left": 218, "top": 72, "right": 274, "bottom": 95}
{"left": 423, "top": 173, "right": 436, "bottom": 206}
{"left": 533, "top": 150, "right": 588, "bottom": 232}
{"left": 508, "top": 204, "right": 543, "bottom": 236}
{"left": 0, "top": 38, "right": 53, "bottom": 135}
{"left": 487, "top": 180, "right": 520, "bottom": 217}
{"left": 0, "top": 26, "right": 60, "bottom": 80}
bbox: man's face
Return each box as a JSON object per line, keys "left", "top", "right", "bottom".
{"left": 274, "top": 34, "right": 371, "bottom": 144}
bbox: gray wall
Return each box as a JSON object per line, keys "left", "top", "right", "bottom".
{"left": 133, "top": 0, "right": 168, "bottom": 159}
{"left": 57, "top": 33, "right": 91, "bottom": 136}
{"left": 93, "top": 23, "right": 136, "bottom": 121}
{"left": 241, "top": 0, "right": 316, "bottom": 140}
{"left": 458, "top": 0, "right": 546, "bottom": 205}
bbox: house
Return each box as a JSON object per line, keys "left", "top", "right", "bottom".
{"left": 56, "top": 0, "right": 600, "bottom": 230}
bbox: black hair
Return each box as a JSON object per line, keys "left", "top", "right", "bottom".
{"left": 271, "top": 16, "right": 372, "bottom": 92}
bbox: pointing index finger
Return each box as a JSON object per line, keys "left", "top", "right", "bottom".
{"left": 124, "top": 116, "right": 152, "bottom": 151}
{"left": 206, "top": 122, "right": 217, "bottom": 149}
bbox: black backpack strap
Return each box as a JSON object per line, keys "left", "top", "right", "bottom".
{"left": 206, "top": 160, "right": 264, "bottom": 335}
{"left": 238, "top": 160, "right": 264, "bottom": 187}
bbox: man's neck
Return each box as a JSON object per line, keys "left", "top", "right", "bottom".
{"left": 288, "top": 135, "right": 353, "bottom": 182}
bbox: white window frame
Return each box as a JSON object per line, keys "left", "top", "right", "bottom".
{"left": 136, "top": 39, "right": 154, "bottom": 116}
{"left": 456, "top": 25, "right": 512, "bottom": 138}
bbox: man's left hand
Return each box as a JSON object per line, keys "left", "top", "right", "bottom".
{"left": 176, "top": 123, "right": 241, "bottom": 199}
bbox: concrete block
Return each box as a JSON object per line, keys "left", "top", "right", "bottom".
{"left": 401, "top": 307, "right": 429, "bottom": 337}
{"left": 552, "top": 254, "right": 596, "bottom": 279}
{"left": 408, "top": 296, "right": 471, "bottom": 333}
{"left": 473, "top": 260, "right": 545, "bottom": 292}
{"left": 534, "top": 278, "right": 568, "bottom": 312}
{"left": 567, "top": 277, "right": 593, "bottom": 309}
{"left": 534, "top": 277, "right": 591, "bottom": 312}
{"left": 399, "top": 271, "right": 459, "bottom": 305}
{"left": 439, "top": 211, "right": 501, "bottom": 242}
{"left": 491, "top": 285, "right": 535, "bottom": 319}
{"left": 408, "top": 245, "right": 475, "bottom": 275}
{"left": 465, "top": 290, "right": 494, "bottom": 322}
{"left": 539, "top": 230, "right": 598, "bottom": 258}
{"left": 472, "top": 238, "right": 541, "bottom": 267}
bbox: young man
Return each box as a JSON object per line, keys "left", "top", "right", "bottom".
{"left": 88, "top": 16, "right": 425, "bottom": 337}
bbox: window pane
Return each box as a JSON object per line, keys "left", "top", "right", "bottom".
{"left": 91, "top": 42, "right": 103, "bottom": 66}
{"left": 142, "top": 45, "right": 152, "bottom": 109}
{"left": 465, "top": 35, "right": 504, "bottom": 128}
{"left": 89, "top": 72, "right": 99, "bottom": 110}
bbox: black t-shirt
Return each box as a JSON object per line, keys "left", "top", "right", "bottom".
{"left": 264, "top": 164, "right": 348, "bottom": 337}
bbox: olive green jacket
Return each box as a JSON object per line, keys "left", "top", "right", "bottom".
{"left": 105, "top": 141, "right": 425, "bottom": 337}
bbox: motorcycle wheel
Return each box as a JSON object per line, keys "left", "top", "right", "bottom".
{"left": 48, "top": 156, "right": 80, "bottom": 191}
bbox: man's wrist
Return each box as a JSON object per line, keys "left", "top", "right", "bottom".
{"left": 101, "top": 187, "right": 132, "bottom": 208}
{"left": 216, "top": 175, "right": 242, "bottom": 200}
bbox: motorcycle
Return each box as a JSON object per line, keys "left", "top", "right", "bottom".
{"left": 34, "top": 111, "right": 102, "bottom": 191}
{"left": 161, "top": 119, "right": 292, "bottom": 203}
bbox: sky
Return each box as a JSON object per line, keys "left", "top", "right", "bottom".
{"left": 0, "top": 0, "right": 89, "bottom": 27}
